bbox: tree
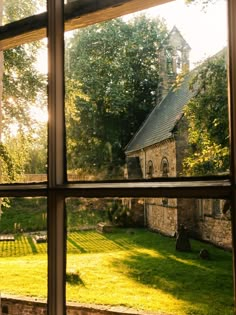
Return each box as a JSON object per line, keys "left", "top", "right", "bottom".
{"left": 65, "top": 15, "right": 170, "bottom": 179}
{"left": 3, "top": 0, "right": 45, "bottom": 23}
{"left": 0, "top": 0, "right": 47, "bottom": 181}
{"left": 183, "top": 50, "right": 229, "bottom": 176}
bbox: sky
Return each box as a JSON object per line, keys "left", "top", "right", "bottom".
{"left": 37, "top": 0, "right": 228, "bottom": 72}
{"left": 124, "top": 0, "right": 228, "bottom": 68}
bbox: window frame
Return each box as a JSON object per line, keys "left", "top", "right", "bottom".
{"left": 0, "top": 0, "right": 235, "bottom": 314}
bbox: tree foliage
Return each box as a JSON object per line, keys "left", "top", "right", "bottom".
{"left": 0, "top": 0, "right": 47, "bottom": 181}
{"left": 183, "top": 50, "right": 229, "bottom": 175}
{"left": 65, "top": 16, "right": 170, "bottom": 179}
{"left": 3, "top": 0, "right": 45, "bottom": 24}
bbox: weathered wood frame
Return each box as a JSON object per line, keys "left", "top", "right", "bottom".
{"left": 0, "top": 0, "right": 235, "bottom": 314}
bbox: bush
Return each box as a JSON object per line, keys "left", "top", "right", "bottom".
{"left": 107, "top": 201, "right": 131, "bottom": 227}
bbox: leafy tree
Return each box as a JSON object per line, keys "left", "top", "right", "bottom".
{"left": 3, "top": 0, "right": 45, "bottom": 23}
{"left": 65, "top": 15, "right": 170, "bottom": 179}
{"left": 0, "top": 0, "right": 47, "bottom": 181}
{"left": 183, "top": 50, "right": 229, "bottom": 175}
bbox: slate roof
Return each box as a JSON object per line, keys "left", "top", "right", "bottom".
{"left": 125, "top": 72, "right": 196, "bottom": 154}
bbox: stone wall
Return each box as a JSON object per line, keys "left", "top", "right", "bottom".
{"left": 1, "top": 296, "right": 155, "bottom": 315}
{"left": 125, "top": 132, "right": 232, "bottom": 249}
{"left": 146, "top": 198, "right": 177, "bottom": 237}
{"left": 1, "top": 296, "right": 46, "bottom": 315}
{"left": 126, "top": 138, "right": 176, "bottom": 179}
{"left": 197, "top": 216, "right": 232, "bottom": 249}
{"left": 127, "top": 140, "right": 178, "bottom": 236}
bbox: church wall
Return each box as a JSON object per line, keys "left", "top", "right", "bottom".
{"left": 126, "top": 124, "right": 232, "bottom": 249}
{"left": 146, "top": 198, "right": 177, "bottom": 237}
{"left": 143, "top": 139, "right": 176, "bottom": 177}
{"left": 130, "top": 139, "right": 178, "bottom": 236}
{"left": 197, "top": 216, "right": 232, "bottom": 250}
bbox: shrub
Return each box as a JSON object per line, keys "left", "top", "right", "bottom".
{"left": 107, "top": 200, "right": 131, "bottom": 227}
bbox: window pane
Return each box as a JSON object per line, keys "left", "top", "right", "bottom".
{"left": 1, "top": 41, "right": 47, "bottom": 183}
{"left": 66, "top": 197, "right": 233, "bottom": 314}
{"left": 65, "top": 0, "right": 229, "bottom": 181}
{"left": 2, "top": 0, "right": 46, "bottom": 25}
{"left": 0, "top": 197, "right": 47, "bottom": 313}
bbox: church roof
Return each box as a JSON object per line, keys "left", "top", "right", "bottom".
{"left": 125, "top": 72, "right": 196, "bottom": 154}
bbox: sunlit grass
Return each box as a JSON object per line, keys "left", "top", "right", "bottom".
{"left": 0, "top": 254, "right": 47, "bottom": 297}
{"left": 0, "top": 229, "right": 233, "bottom": 315}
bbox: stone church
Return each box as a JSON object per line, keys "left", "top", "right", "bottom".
{"left": 124, "top": 27, "right": 232, "bottom": 249}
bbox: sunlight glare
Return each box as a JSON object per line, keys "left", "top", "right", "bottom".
{"left": 30, "top": 107, "right": 48, "bottom": 123}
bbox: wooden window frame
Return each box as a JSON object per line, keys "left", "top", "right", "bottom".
{"left": 0, "top": 0, "right": 236, "bottom": 314}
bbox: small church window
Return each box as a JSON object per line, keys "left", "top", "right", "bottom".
{"left": 161, "top": 157, "right": 169, "bottom": 177}
{"left": 161, "top": 157, "right": 169, "bottom": 206}
{"left": 162, "top": 198, "right": 168, "bottom": 206}
{"left": 146, "top": 160, "right": 154, "bottom": 178}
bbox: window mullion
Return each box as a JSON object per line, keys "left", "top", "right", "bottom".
{"left": 228, "top": 0, "right": 236, "bottom": 311}
{"left": 47, "top": 192, "right": 66, "bottom": 315}
{"left": 47, "top": 0, "right": 66, "bottom": 314}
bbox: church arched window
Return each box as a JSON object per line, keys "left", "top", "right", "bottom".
{"left": 146, "top": 160, "right": 154, "bottom": 178}
{"left": 161, "top": 157, "right": 169, "bottom": 206}
{"left": 161, "top": 157, "right": 169, "bottom": 177}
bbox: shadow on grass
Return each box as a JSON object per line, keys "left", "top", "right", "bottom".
{"left": 66, "top": 271, "right": 85, "bottom": 286}
{"left": 109, "top": 230, "right": 233, "bottom": 315}
{"left": 68, "top": 236, "right": 87, "bottom": 253}
{"left": 67, "top": 229, "right": 134, "bottom": 254}
{"left": 27, "top": 236, "right": 38, "bottom": 254}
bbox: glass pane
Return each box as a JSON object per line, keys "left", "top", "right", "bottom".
{"left": 66, "top": 197, "right": 233, "bottom": 315}
{"left": 0, "top": 197, "right": 47, "bottom": 313}
{"left": 65, "top": 0, "right": 229, "bottom": 181}
{"left": 2, "top": 0, "right": 46, "bottom": 25}
{"left": 1, "top": 40, "right": 47, "bottom": 183}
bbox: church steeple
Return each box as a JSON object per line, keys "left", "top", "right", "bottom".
{"left": 157, "top": 26, "right": 191, "bottom": 103}
{"left": 168, "top": 26, "right": 190, "bottom": 73}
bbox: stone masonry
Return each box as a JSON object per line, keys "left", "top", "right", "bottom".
{"left": 1, "top": 296, "right": 170, "bottom": 315}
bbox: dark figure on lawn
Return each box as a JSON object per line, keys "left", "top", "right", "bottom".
{"left": 176, "top": 224, "right": 191, "bottom": 252}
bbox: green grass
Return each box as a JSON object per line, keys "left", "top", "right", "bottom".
{"left": 0, "top": 228, "right": 233, "bottom": 315}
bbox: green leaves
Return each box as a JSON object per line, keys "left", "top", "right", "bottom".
{"left": 183, "top": 51, "right": 229, "bottom": 176}
{"left": 65, "top": 16, "right": 169, "bottom": 178}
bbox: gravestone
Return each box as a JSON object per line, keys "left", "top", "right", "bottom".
{"left": 0, "top": 235, "right": 15, "bottom": 241}
{"left": 34, "top": 234, "right": 47, "bottom": 243}
{"left": 176, "top": 225, "right": 191, "bottom": 252}
{"left": 97, "top": 222, "right": 113, "bottom": 233}
{"left": 199, "top": 248, "right": 210, "bottom": 260}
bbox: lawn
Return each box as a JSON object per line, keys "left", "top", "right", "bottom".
{"left": 0, "top": 228, "right": 233, "bottom": 315}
